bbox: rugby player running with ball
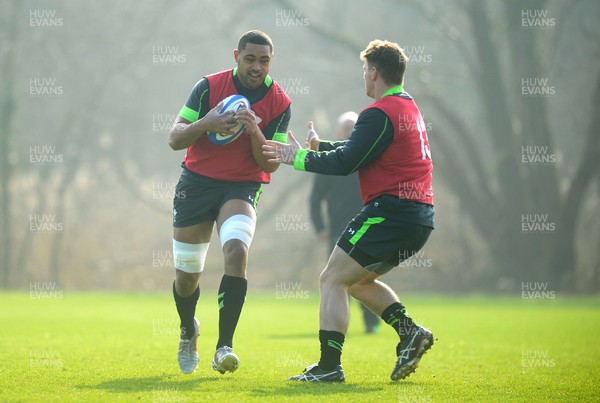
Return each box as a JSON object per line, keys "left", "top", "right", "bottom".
{"left": 168, "top": 30, "right": 291, "bottom": 375}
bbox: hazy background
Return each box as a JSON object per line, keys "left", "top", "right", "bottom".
{"left": 1, "top": 0, "right": 599, "bottom": 295}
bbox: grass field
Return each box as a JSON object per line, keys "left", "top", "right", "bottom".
{"left": 0, "top": 291, "right": 598, "bottom": 402}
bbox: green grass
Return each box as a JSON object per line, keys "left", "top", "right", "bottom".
{"left": 0, "top": 292, "right": 598, "bottom": 402}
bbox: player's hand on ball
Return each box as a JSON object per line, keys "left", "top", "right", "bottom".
{"left": 306, "top": 121, "right": 320, "bottom": 151}
{"left": 262, "top": 131, "right": 301, "bottom": 165}
{"left": 202, "top": 101, "right": 237, "bottom": 136}
{"left": 234, "top": 106, "right": 260, "bottom": 136}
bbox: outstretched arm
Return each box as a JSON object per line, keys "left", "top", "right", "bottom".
{"left": 305, "top": 121, "right": 346, "bottom": 152}
{"left": 235, "top": 104, "right": 291, "bottom": 173}
{"left": 262, "top": 109, "right": 393, "bottom": 176}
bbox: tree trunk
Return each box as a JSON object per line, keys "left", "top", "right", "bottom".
{"left": 550, "top": 79, "right": 600, "bottom": 290}
{"left": 0, "top": 0, "right": 21, "bottom": 288}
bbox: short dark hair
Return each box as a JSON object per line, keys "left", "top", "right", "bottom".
{"left": 238, "top": 30, "right": 274, "bottom": 54}
{"left": 360, "top": 40, "right": 408, "bottom": 85}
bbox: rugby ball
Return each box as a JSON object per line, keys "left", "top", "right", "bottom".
{"left": 207, "top": 95, "right": 251, "bottom": 145}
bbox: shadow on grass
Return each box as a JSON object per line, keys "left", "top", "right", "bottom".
{"left": 249, "top": 382, "right": 382, "bottom": 397}
{"left": 76, "top": 374, "right": 218, "bottom": 393}
{"left": 247, "top": 377, "right": 429, "bottom": 398}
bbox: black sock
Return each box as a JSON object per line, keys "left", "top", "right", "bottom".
{"left": 216, "top": 275, "right": 247, "bottom": 349}
{"left": 173, "top": 282, "right": 200, "bottom": 340}
{"left": 318, "top": 330, "right": 345, "bottom": 370}
{"left": 381, "top": 302, "right": 415, "bottom": 340}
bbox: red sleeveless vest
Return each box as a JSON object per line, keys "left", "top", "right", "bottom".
{"left": 358, "top": 95, "right": 434, "bottom": 205}
{"left": 183, "top": 69, "right": 290, "bottom": 183}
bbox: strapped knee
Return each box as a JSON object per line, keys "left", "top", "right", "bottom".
{"left": 173, "top": 240, "right": 209, "bottom": 273}
{"left": 219, "top": 214, "right": 255, "bottom": 248}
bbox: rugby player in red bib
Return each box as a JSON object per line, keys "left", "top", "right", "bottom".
{"left": 263, "top": 39, "right": 434, "bottom": 382}
{"left": 168, "top": 30, "right": 291, "bottom": 375}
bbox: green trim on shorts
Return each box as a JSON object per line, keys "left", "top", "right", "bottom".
{"left": 179, "top": 105, "right": 199, "bottom": 122}
{"left": 254, "top": 186, "right": 263, "bottom": 209}
{"left": 349, "top": 217, "right": 386, "bottom": 245}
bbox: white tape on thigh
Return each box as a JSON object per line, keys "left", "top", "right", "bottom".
{"left": 173, "top": 240, "right": 209, "bottom": 273}
{"left": 219, "top": 214, "right": 256, "bottom": 248}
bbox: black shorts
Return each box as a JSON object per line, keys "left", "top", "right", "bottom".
{"left": 172, "top": 168, "right": 263, "bottom": 228}
{"left": 337, "top": 195, "right": 434, "bottom": 274}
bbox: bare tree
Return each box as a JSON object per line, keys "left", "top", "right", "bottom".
{"left": 272, "top": 0, "right": 599, "bottom": 290}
